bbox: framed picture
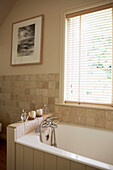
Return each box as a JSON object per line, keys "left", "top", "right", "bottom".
{"left": 11, "top": 15, "right": 44, "bottom": 66}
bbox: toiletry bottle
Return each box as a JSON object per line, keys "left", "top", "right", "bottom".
{"left": 21, "top": 109, "right": 28, "bottom": 122}
{"left": 43, "top": 105, "right": 49, "bottom": 114}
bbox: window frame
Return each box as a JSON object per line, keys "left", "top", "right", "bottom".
{"left": 59, "top": 2, "right": 113, "bottom": 107}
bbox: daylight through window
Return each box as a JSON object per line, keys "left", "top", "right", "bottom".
{"left": 64, "top": 6, "right": 113, "bottom": 105}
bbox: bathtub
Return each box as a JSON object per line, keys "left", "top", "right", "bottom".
{"left": 16, "top": 123, "right": 113, "bottom": 170}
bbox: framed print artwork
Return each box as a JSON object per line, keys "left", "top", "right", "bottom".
{"left": 11, "top": 15, "right": 44, "bottom": 66}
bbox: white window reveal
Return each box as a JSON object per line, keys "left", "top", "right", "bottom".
{"left": 64, "top": 4, "right": 113, "bottom": 106}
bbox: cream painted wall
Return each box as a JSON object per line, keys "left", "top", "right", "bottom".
{"left": 0, "top": 0, "right": 113, "bottom": 75}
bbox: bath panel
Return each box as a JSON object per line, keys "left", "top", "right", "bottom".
{"left": 15, "top": 123, "right": 113, "bottom": 170}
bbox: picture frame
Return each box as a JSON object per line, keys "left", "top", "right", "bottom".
{"left": 11, "top": 15, "right": 44, "bottom": 66}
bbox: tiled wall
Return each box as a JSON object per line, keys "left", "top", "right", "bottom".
{"left": 54, "top": 105, "right": 113, "bottom": 131}
{"left": 0, "top": 73, "right": 113, "bottom": 138}
{"left": 0, "top": 73, "right": 59, "bottom": 138}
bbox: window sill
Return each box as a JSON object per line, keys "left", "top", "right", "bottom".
{"left": 55, "top": 102, "right": 113, "bottom": 111}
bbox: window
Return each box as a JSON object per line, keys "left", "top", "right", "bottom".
{"left": 64, "top": 4, "right": 113, "bottom": 106}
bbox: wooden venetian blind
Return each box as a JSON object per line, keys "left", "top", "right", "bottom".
{"left": 64, "top": 6, "right": 113, "bottom": 105}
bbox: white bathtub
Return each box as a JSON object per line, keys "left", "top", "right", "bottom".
{"left": 56, "top": 124, "right": 113, "bottom": 165}
{"left": 16, "top": 123, "right": 113, "bottom": 170}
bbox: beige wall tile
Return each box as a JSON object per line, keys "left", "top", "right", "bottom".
{"left": 36, "top": 74, "right": 43, "bottom": 81}
{"left": 11, "top": 75, "right": 17, "bottom": 81}
{"left": 49, "top": 104, "right": 55, "bottom": 112}
{"left": 95, "top": 110, "right": 106, "bottom": 128}
{"left": 41, "top": 89, "right": 48, "bottom": 96}
{"left": 63, "top": 106, "right": 71, "bottom": 114}
{"left": 70, "top": 107, "right": 78, "bottom": 114}
{"left": 78, "top": 117, "right": 87, "bottom": 126}
{"left": 18, "top": 75, "right": 25, "bottom": 81}
{"left": 87, "top": 109, "right": 96, "bottom": 118}
{"left": 35, "top": 95, "right": 42, "bottom": 104}
{"left": 49, "top": 81, "right": 56, "bottom": 89}
{"left": 16, "top": 81, "right": 25, "bottom": 88}
{"left": 25, "top": 75, "right": 31, "bottom": 81}
{"left": 57, "top": 157, "right": 70, "bottom": 170}
{"left": 7, "top": 75, "right": 12, "bottom": 81}
{"left": 24, "top": 81, "right": 36, "bottom": 89}
{"left": 19, "top": 101, "right": 25, "bottom": 109}
{"left": 77, "top": 108, "right": 87, "bottom": 118}
{"left": 29, "top": 81, "right": 36, "bottom": 88}
{"left": 55, "top": 106, "right": 63, "bottom": 114}
{"left": 36, "top": 81, "right": 42, "bottom": 89}
{"left": 30, "top": 95, "right": 37, "bottom": 102}
{"left": 24, "top": 118, "right": 43, "bottom": 135}
{"left": 70, "top": 112, "right": 77, "bottom": 124}
{"left": 62, "top": 112, "right": 70, "bottom": 123}
{"left": 2, "top": 75, "right": 7, "bottom": 81}
{"left": 48, "top": 97, "right": 55, "bottom": 104}
{"left": 49, "top": 89, "right": 55, "bottom": 97}
{"left": 48, "top": 74, "right": 56, "bottom": 81}
{"left": 25, "top": 88, "right": 30, "bottom": 95}
{"left": 42, "top": 96, "right": 49, "bottom": 104}
{"left": 30, "top": 74, "right": 36, "bottom": 81}
{"left": 36, "top": 89, "right": 42, "bottom": 96}
{"left": 16, "top": 124, "right": 24, "bottom": 139}
{"left": 87, "top": 117, "right": 95, "bottom": 127}
{"left": 24, "top": 121, "right": 36, "bottom": 134}
{"left": 24, "top": 95, "right": 30, "bottom": 103}
{"left": 106, "top": 120, "right": 113, "bottom": 130}
{"left": 30, "top": 88, "right": 36, "bottom": 96}
{"left": 41, "top": 74, "right": 49, "bottom": 81}
{"left": 42, "top": 81, "right": 48, "bottom": 89}
{"left": 106, "top": 111, "right": 113, "bottom": 121}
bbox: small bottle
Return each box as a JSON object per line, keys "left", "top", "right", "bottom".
{"left": 21, "top": 109, "right": 28, "bottom": 122}
{"left": 43, "top": 105, "right": 49, "bottom": 114}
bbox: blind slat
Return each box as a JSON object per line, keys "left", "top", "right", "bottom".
{"left": 64, "top": 7, "right": 112, "bottom": 105}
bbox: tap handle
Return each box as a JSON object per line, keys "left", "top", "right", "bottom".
{"left": 46, "top": 116, "right": 57, "bottom": 122}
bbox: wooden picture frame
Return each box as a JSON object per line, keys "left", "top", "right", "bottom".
{"left": 11, "top": 15, "right": 44, "bottom": 66}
